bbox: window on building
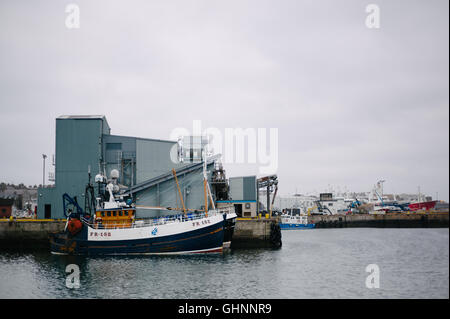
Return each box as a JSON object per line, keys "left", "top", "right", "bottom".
{"left": 106, "top": 143, "right": 122, "bottom": 150}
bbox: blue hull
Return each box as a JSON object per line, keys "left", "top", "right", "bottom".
{"left": 50, "top": 222, "right": 224, "bottom": 255}
{"left": 280, "top": 223, "right": 315, "bottom": 230}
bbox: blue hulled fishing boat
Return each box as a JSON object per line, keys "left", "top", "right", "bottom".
{"left": 50, "top": 166, "right": 235, "bottom": 255}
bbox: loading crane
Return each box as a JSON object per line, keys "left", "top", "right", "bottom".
{"left": 257, "top": 175, "right": 278, "bottom": 216}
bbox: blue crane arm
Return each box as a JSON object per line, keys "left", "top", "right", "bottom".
{"left": 62, "top": 193, "right": 85, "bottom": 218}
{"left": 374, "top": 189, "right": 385, "bottom": 206}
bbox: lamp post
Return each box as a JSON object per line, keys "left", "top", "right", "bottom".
{"left": 42, "top": 154, "right": 47, "bottom": 187}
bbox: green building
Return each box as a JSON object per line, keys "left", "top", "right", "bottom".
{"left": 37, "top": 115, "right": 216, "bottom": 219}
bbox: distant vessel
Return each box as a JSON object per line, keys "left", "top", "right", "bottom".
{"left": 408, "top": 187, "right": 437, "bottom": 211}
{"left": 408, "top": 200, "right": 437, "bottom": 211}
{"left": 280, "top": 213, "right": 315, "bottom": 230}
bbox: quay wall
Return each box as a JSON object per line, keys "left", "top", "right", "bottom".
{"left": 231, "top": 218, "right": 282, "bottom": 249}
{"left": 310, "top": 212, "right": 449, "bottom": 228}
{"left": 0, "top": 212, "right": 447, "bottom": 250}
{"left": 0, "top": 218, "right": 283, "bottom": 250}
{"left": 0, "top": 219, "right": 65, "bottom": 249}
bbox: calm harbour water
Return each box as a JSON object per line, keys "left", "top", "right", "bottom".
{"left": 0, "top": 228, "right": 448, "bottom": 299}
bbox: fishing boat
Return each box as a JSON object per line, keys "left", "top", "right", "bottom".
{"left": 408, "top": 200, "right": 437, "bottom": 211}
{"left": 279, "top": 213, "right": 315, "bottom": 230}
{"left": 50, "top": 165, "right": 232, "bottom": 255}
{"left": 408, "top": 187, "right": 437, "bottom": 211}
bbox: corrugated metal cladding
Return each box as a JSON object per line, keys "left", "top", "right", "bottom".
{"left": 136, "top": 138, "right": 184, "bottom": 183}
{"left": 103, "top": 135, "right": 137, "bottom": 186}
{"left": 134, "top": 163, "right": 214, "bottom": 218}
{"left": 38, "top": 115, "right": 216, "bottom": 219}
{"left": 229, "top": 176, "right": 257, "bottom": 201}
{"left": 38, "top": 116, "right": 110, "bottom": 219}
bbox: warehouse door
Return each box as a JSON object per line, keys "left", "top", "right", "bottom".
{"left": 234, "top": 204, "right": 242, "bottom": 217}
{"left": 44, "top": 204, "right": 51, "bottom": 219}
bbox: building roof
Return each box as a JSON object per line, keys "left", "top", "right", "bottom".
{"left": 106, "top": 134, "right": 176, "bottom": 144}
{"left": 57, "top": 115, "right": 111, "bottom": 134}
{"left": 0, "top": 198, "right": 14, "bottom": 206}
{"left": 58, "top": 115, "right": 107, "bottom": 120}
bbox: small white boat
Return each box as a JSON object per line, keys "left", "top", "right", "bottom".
{"left": 280, "top": 214, "right": 315, "bottom": 230}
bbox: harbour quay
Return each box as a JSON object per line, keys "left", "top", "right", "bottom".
{"left": 232, "top": 217, "right": 282, "bottom": 248}
{"left": 2, "top": 211, "right": 448, "bottom": 250}
{"left": 311, "top": 211, "right": 449, "bottom": 228}
{"left": 0, "top": 116, "right": 285, "bottom": 252}
{"left": 0, "top": 217, "right": 283, "bottom": 249}
{"left": 1, "top": 116, "right": 448, "bottom": 252}
{"left": 0, "top": 219, "right": 65, "bottom": 249}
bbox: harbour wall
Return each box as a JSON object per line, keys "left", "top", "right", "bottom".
{"left": 231, "top": 218, "right": 282, "bottom": 249}
{"left": 0, "top": 219, "right": 65, "bottom": 249}
{"left": 311, "top": 212, "right": 449, "bottom": 228}
{"left": 0, "top": 212, "right": 448, "bottom": 250}
{"left": 0, "top": 218, "right": 284, "bottom": 250}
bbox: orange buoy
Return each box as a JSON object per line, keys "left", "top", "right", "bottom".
{"left": 67, "top": 218, "right": 83, "bottom": 235}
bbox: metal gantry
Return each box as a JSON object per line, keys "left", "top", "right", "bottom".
{"left": 257, "top": 175, "right": 278, "bottom": 215}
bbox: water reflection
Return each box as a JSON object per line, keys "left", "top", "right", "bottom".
{"left": 0, "top": 229, "right": 448, "bottom": 299}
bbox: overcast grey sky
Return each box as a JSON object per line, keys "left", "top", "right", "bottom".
{"left": 0, "top": 0, "right": 448, "bottom": 200}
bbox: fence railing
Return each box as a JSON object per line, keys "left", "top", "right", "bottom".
{"left": 80, "top": 208, "right": 234, "bottom": 230}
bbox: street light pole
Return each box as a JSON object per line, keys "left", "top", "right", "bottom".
{"left": 42, "top": 154, "right": 47, "bottom": 187}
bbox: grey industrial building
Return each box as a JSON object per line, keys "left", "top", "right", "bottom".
{"left": 217, "top": 176, "right": 258, "bottom": 218}
{"left": 37, "top": 115, "right": 217, "bottom": 219}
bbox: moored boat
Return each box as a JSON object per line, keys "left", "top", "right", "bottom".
{"left": 408, "top": 200, "right": 437, "bottom": 211}
{"left": 50, "top": 204, "right": 226, "bottom": 255}
{"left": 50, "top": 166, "right": 231, "bottom": 255}
{"left": 408, "top": 187, "right": 437, "bottom": 211}
{"left": 279, "top": 214, "right": 315, "bottom": 230}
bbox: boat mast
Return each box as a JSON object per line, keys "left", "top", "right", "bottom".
{"left": 172, "top": 168, "right": 187, "bottom": 215}
{"left": 206, "top": 180, "right": 215, "bottom": 210}
{"left": 202, "top": 144, "right": 209, "bottom": 214}
{"left": 202, "top": 137, "right": 215, "bottom": 213}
